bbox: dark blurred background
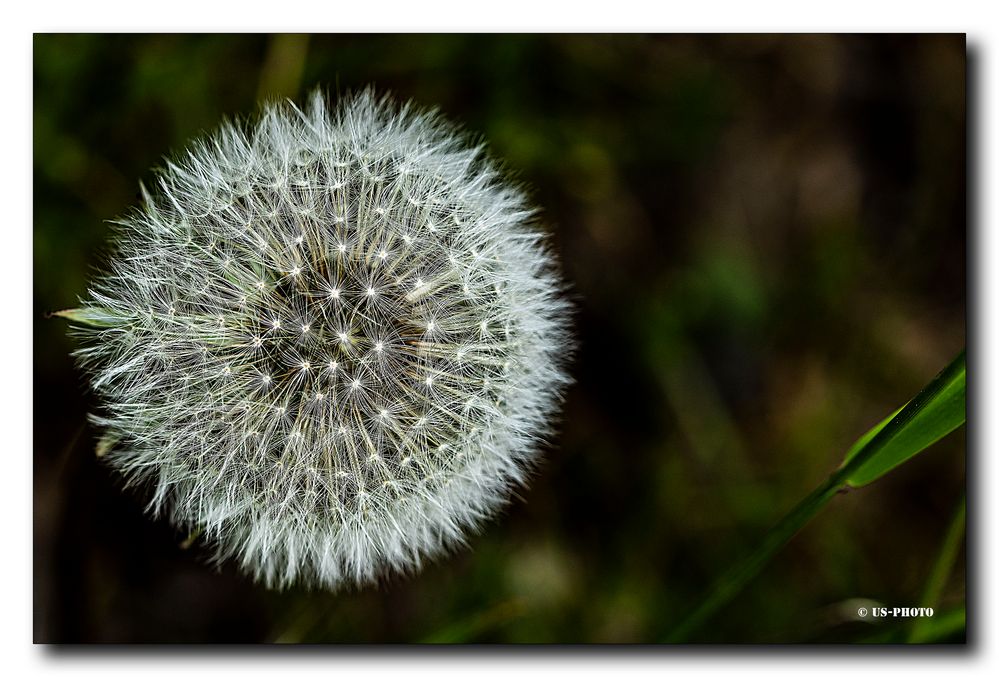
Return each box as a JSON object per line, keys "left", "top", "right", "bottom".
{"left": 33, "top": 34, "right": 966, "bottom": 643}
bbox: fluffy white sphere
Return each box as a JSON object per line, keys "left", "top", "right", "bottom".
{"left": 66, "top": 90, "right": 572, "bottom": 589}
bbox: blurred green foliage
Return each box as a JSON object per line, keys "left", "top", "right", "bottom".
{"left": 33, "top": 34, "right": 966, "bottom": 643}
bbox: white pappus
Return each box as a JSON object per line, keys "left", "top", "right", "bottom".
{"left": 62, "top": 89, "right": 572, "bottom": 589}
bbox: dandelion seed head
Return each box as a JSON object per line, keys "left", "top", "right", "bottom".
{"left": 64, "top": 88, "right": 572, "bottom": 590}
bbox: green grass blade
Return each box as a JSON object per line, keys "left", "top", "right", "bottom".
{"left": 842, "top": 351, "right": 966, "bottom": 487}
{"left": 419, "top": 598, "right": 526, "bottom": 643}
{"left": 904, "top": 606, "right": 966, "bottom": 643}
{"left": 664, "top": 472, "right": 844, "bottom": 642}
{"left": 909, "top": 495, "right": 966, "bottom": 643}
{"left": 666, "top": 349, "right": 966, "bottom": 642}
